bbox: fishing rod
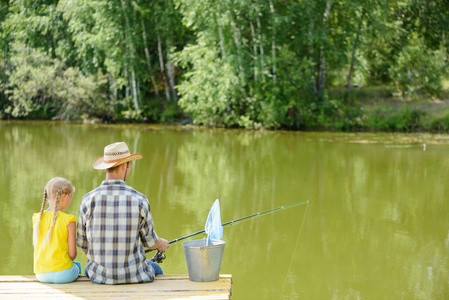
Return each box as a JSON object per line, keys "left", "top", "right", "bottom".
{"left": 148, "top": 200, "right": 309, "bottom": 261}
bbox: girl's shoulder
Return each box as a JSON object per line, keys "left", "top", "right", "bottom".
{"left": 57, "top": 211, "right": 77, "bottom": 223}
{"left": 32, "top": 211, "right": 51, "bottom": 221}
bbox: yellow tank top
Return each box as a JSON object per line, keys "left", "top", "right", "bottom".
{"left": 33, "top": 211, "right": 77, "bottom": 273}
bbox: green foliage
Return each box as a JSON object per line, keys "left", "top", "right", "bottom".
{"left": 256, "top": 49, "right": 314, "bottom": 129}
{"left": 295, "top": 97, "right": 364, "bottom": 131}
{"left": 174, "top": 42, "right": 241, "bottom": 127}
{"left": 388, "top": 35, "right": 448, "bottom": 97}
{"left": 364, "top": 107, "right": 426, "bottom": 131}
{"left": 0, "top": 0, "right": 449, "bottom": 131}
{"left": 426, "top": 114, "right": 449, "bottom": 132}
{"left": 5, "top": 44, "right": 112, "bottom": 120}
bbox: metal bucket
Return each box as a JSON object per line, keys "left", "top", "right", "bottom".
{"left": 182, "top": 239, "right": 225, "bottom": 282}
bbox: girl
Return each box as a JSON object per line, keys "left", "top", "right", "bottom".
{"left": 32, "top": 177, "right": 80, "bottom": 283}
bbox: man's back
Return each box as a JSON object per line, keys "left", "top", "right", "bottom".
{"left": 77, "top": 179, "right": 159, "bottom": 284}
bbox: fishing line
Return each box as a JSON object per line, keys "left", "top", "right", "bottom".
{"left": 279, "top": 201, "right": 310, "bottom": 300}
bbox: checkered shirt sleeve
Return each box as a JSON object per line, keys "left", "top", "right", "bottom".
{"left": 76, "top": 180, "right": 159, "bottom": 284}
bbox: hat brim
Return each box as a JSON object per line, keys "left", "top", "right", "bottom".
{"left": 92, "top": 153, "right": 143, "bottom": 170}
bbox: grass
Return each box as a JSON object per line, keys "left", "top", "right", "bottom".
{"left": 325, "top": 85, "right": 449, "bottom": 132}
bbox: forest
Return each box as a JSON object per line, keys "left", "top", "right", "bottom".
{"left": 1, "top": 0, "right": 449, "bottom": 130}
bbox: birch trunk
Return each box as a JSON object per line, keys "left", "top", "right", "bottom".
{"left": 317, "top": 0, "right": 333, "bottom": 101}
{"left": 256, "top": 16, "right": 265, "bottom": 82}
{"left": 141, "top": 19, "right": 160, "bottom": 99}
{"left": 230, "top": 14, "right": 247, "bottom": 97}
{"left": 121, "top": 0, "right": 139, "bottom": 111}
{"left": 345, "top": 9, "right": 365, "bottom": 102}
{"left": 109, "top": 75, "right": 117, "bottom": 101}
{"left": 308, "top": 19, "right": 317, "bottom": 94}
{"left": 307, "top": 0, "right": 317, "bottom": 95}
{"left": 250, "top": 22, "right": 258, "bottom": 81}
{"left": 166, "top": 54, "right": 178, "bottom": 101}
{"left": 157, "top": 34, "right": 171, "bottom": 102}
{"left": 131, "top": 68, "right": 139, "bottom": 111}
{"left": 269, "top": 0, "right": 276, "bottom": 84}
{"left": 230, "top": 19, "right": 243, "bottom": 71}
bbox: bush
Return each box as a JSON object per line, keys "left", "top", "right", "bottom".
{"left": 365, "top": 107, "right": 425, "bottom": 131}
{"left": 388, "top": 37, "right": 448, "bottom": 97}
{"left": 5, "top": 45, "right": 113, "bottom": 120}
{"left": 425, "top": 114, "right": 449, "bottom": 132}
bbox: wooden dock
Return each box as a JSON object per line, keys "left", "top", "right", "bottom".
{"left": 0, "top": 274, "right": 232, "bottom": 299}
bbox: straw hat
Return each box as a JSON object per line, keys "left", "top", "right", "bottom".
{"left": 92, "top": 142, "right": 142, "bottom": 170}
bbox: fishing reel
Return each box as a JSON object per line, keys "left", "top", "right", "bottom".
{"left": 150, "top": 251, "right": 166, "bottom": 263}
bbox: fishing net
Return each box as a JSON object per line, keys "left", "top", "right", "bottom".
{"left": 205, "top": 199, "right": 223, "bottom": 245}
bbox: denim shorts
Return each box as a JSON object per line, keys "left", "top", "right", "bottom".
{"left": 36, "top": 262, "right": 81, "bottom": 283}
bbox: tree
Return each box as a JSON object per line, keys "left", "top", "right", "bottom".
{"left": 0, "top": 0, "right": 11, "bottom": 117}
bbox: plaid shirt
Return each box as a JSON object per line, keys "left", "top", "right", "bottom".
{"left": 77, "top": 180, "right": 159, "bottom": 284}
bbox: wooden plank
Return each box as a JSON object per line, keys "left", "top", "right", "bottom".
{"left": 0, "top": 275, "right": 232, "bottom": 300}
{"left": 0, "top": 274, "right": 232, "bottom": 282}
{"left": 0, "top": 281, "right": 232, "bottom": 292}
{"left": 1, "top": 294, "right": 230, "bottom": 300}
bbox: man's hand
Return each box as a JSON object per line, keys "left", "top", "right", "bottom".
{"left": 149, "top": 238, "right": 170, "bottom": 253}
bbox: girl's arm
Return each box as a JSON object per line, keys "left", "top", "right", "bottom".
{"left": 67, "top": 222, "right": 77, "bottom": 260}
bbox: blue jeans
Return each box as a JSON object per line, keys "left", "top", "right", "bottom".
{"left": 36, "top": 262, "right": 81, "bottom": 283}
{"left": 83, "top": 261, "right": 163, "bottom": 278}
{"left": 149, "top": 261, "right": 163, "bottom": 275}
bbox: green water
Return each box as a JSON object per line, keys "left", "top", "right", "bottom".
{"left": 1, "top": 121, "right": 448, "bottom": 299}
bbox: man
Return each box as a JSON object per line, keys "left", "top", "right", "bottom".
{"left": 77, "top": 142, "right": 169, "bottom": 284}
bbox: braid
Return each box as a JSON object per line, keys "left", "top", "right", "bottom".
{"left": 33, "top": 189, "right": 48, "bottom": 247}
{"left": 43, "top": 188, "right": 62, "bottom": 246}
{"left": 36, "top": 177, "right": 74, "bottom": 249}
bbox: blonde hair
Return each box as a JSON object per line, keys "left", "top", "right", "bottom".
{"left": 33, "top": 177, "right": 75, "bottom": 248}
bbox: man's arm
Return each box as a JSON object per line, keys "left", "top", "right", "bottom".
{"left": 140, "top": 199, "right": 169, "bottom": 252}
{"left": 147, "top": 238, "right": 170, "bottom": 253}
{"left": 76, "top": 197, "right": 90, "bottom": 255}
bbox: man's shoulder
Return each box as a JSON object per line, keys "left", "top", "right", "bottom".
{"left": 124, "top": 185, "right": 147, "bottom": 198}
{"left": 81, "top": 183, "right": 148, "bottom": 201}
{"left": 79, "top": 186, "right": 104, "bottom": 207}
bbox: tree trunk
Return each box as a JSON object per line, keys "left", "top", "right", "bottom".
{"left": 256, "top": 15, "right": 265, "bottom": 82}
{"left": 317, "top": 0, "right": 334, "bottom": 101}
{"left": 230, "top": 18, "right": 243, "bottom": 72}
{"left": 166, "top": 53, "right": 178, "bottom": 101}
{"left": 121, "top": 0, "right": 139, "bottom": 111}
{"left": 345, "top": 9, "right": 365, "bottom": 102}
{"left": 250, "top": 22, "right": 258, "bottom": 82}
{"left": 131, "top": 68, "right": 139, "bottom": 111}
{"left": 141, "top": 19, "right": 160, "bottom": 99}
{"left": 157, "top": 34, "right": 171, "bottom": 102}
{"left": 269, "top": 0, "right": 276, "bottom": 84}
{"left": 308, "top": 14, "right": 317, "bottom": 94}
{"left": 109, "top": 75, "right": 117, "bottom": 101}
{"left": 218, "top": 18, "right": 226, "bottom": 57}
{"left": 230, "top": 13, "right": 247, "bottom": 98}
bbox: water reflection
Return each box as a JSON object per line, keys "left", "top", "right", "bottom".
{"left": 0, "top": 122, "right": 448, "bottom": 299}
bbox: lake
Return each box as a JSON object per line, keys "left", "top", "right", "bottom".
{"left": 1, "top": 121, "right": 448, "bottom": 299}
